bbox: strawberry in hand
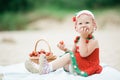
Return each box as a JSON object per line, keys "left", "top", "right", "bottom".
{"left": 59, "top": 40, "right": 64, "bottom": 45}
{"left": 57, "top": 40, "right": 68, "bottom": 52}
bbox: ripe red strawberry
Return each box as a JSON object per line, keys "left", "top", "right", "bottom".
{"left": 40, "top": 49, "right": 46, "bottom": 54}
{"left": 34, "top": 52, "right": 38, "bottom": 56}
{"left": 46, "top": 52, "right": 50, "bottom": 56}
{"left": 29, "top": 53, "right": 33, "bottom": 57}
{"left": 38, "top": 51, "right": 41, "bottom": 54}
{"left": 59, "top": 41, "right": 64, "bottom": 45}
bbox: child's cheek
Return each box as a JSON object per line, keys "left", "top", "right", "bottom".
{"left": 76, "top": 27, "right": 81, "bottom": 33}
{"left": 88, "top": 25, "right": 90, "bottom": 29}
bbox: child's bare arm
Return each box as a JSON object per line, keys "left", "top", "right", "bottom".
{"left": 78, "top": 38, "right": 99, "bottom": 57}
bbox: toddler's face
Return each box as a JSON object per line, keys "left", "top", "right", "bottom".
{"left": 76, "top": 14, "right": 94, "bottom": 34}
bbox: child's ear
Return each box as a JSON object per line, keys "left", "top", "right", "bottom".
{"left": 92, "top": 19, "right": 97, "bottom": 29}
{"left": 74, "top": 22, "right": 78, "bottom": 32}
{"left": 75, "top": 26, "right": 78, "bottom": 32}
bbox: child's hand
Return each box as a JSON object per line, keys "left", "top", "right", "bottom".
{"left": 79, "top": 26, "right": 89, "bottom": 39}
{"left": 57, "top": 41, "right": 67, "bottom": 52}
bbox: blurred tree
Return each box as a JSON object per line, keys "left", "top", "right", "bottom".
{"left": 0, "top": 0, "right": 120, "bottom": 13}
{"left": 40, "top": 0, "right": 120, "bottom": 10}
{"left": 0, "top": 0, "right": 33, "bottom": 13}
{"left": 0, "top": 0, "right": 120, "bottom": 30}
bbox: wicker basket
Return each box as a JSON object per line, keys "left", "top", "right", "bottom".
{"left": 29, "top": 39, "right": 57, "bottom": 64}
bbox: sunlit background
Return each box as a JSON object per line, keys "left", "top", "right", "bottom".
{"left": 0, "top": 0, "right": 120, "bottom": 71}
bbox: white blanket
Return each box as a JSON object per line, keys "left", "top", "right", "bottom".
{"left": 0, "top": 63, "right": 120, "bottom": 80}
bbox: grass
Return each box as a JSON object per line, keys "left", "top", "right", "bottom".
{"left": 0, "top": 6, "right": 120, "bottom": 31}
{"left": 27, "top": 6, "right": 75, "bottom": 21}
{"left": 0, "top": 6, "right": 75, "bottom": 31}
{"left": 0, "top": 12, "right": 28, "bottom": 30}
{"left": 93, "top": 6, "right": 120, "bottom": 16}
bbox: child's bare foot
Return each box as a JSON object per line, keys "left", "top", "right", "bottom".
{"left": 39, "top": 54, "right": 50, "bottom": 74}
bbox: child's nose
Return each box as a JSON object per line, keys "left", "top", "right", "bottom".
{"left": 81, "top": 24, "right": 87, "bottom": 27}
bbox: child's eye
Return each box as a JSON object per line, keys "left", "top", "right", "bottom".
{"left": 79, "top": 23, "right": 82, "bottom": 25}
{"left": 86, "top": 22, "right": 89, "bottom": 24}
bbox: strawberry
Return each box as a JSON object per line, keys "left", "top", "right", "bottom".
{"left": 59, "top": 41, "right": 64, "bottom": 45}
{"left": 38, "top": 51, "right": 41, "bottom": 54}
{"left": 40, "top": 49, "right": 46, "bottom": 54}
{"left": 29, "top": 53, "right": 33, "bottom": 57}
{"left": 34, "top": 52, "right": 38, "bottom": 56}
{"left": 46, "top": 52, "right": 51, "bottom": 56}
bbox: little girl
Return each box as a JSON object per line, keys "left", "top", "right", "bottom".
{"left": 25, "top": 10, "right": 102, "bottom": 77}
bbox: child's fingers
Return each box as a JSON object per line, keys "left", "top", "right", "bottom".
{"left": 57, "top": 43, "right": 65, "bottom": 50}
{"left": 57, "top": 44, "right": 62, "bottom": 48}
{"left": 86, "top": 28, "right": 89, "bottom": 32}
{"left": 83, "top": 27, "right": 86, "bottom": 31}
{"left": 83, "top": 27, "right": 89, "bottom": 32}
{"left": 79, "top": 27, "right": 89, "bottom": 33}
{"left": 85, "top": 27, "right": 89, "bottom": 32}
{"left": 80, "top": 27, "right": 83, "bottom": 32}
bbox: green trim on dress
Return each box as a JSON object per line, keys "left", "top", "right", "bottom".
{"left": 66, "top": 51, "right": 88, "bottom": 77}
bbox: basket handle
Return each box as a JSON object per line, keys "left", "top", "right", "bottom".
{"left": 34, "top": 39, "right": 52, "bottom": 53}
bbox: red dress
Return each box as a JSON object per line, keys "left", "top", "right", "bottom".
{"left": 72, "top": 36, "right": 102, "bottom": 76}
{"left": 74, "top": 46, "right": 102, "bottom": 76}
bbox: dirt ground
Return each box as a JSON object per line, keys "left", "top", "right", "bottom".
{"left": 0, "top": 14, "right": 120, "bottom": 71}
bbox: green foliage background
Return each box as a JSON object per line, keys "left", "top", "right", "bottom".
{"left": 0, "top": 0, "right": 120, "bottom": 30}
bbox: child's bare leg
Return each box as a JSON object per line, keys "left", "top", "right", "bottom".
{"left": 39, "top": 53, "right": 71, "bottom": 74}
{"left": 63, "top": 63, "right": 70, "bottom": 72}
{"left": 50, "top": 53, "right": 71, "bottom": 71}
